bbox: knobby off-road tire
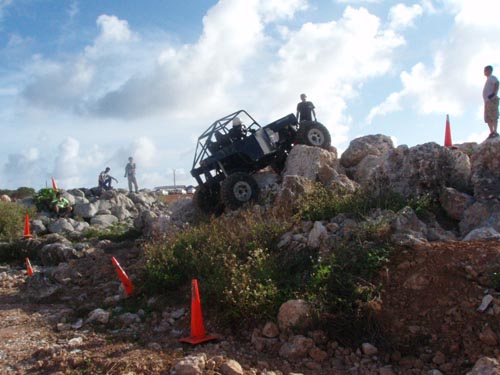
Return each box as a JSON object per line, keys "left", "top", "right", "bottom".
{"left": 296, "top": 120, "right": 331, "bottom": 149}
{"left": 193, "top": 182, "right": 223, "bottom": 216}
{"left": 220, "top": 172, "right": 259, "bottom": 210}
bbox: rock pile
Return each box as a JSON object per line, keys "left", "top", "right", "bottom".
{"left": 24, "top": 189, "right": 195, "bottom": 238}
{"left": 269, "top": 135, "right": 500, "bottom": 242}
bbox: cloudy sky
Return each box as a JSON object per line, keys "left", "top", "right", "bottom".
{"left": 1, "top": 0, "right": 499, "bottom": 190}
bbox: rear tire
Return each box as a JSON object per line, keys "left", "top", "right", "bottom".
{"left": 296, "top": 121, "right": 331, "bottom": 149}
{"left": 221, "top": 172, "right": 259, "bottom": 210}
{"left": 193, "top": 182, "right": 223, "bottom": 216}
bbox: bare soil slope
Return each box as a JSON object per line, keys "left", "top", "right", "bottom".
{"left": 1, "top": 239, "right": 500, "bottom": 374}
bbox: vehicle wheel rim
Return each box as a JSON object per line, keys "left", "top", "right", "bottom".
{"left": 233, "top": 181, "right": 252, "bottom": 202}
{"left": 308, "top": 129, "right": 324, "bottom": 146}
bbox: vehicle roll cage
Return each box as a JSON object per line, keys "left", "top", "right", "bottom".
{"left": 191, "top": 110, "right": 260, "bottom": 171}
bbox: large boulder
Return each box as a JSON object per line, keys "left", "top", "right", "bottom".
{"left": 171, "top": 354, "right": 206, "bottom": 375}
{"left": 463, "top": 227, "right": 500, "bottom": 241}
{"left": 459, "top": 202, "right": 500, "bottom": 238}
{"left": 471, "top": 139, "right": 500, "bottom": 201}
{"left": 0, "top": 194, "right": 11, "bottom": 202}
{"left": 283, "top": 144, "right": 338, "bottom": 184}
{"left": 38, "top": 242, "right": 80, "bottom": 266}
{"left": 340, "top": 134, "right": 394, "bottom": 173}
{"left": 90, "top": 214, "right": 119, "bottom": 228}
{"left": 274, "top": 175, "right": 315, "bottom": 213}
{"left": 366, "top": 143, "right": 471, "bottom": 198}
{"left": 277, "top": 299, "right": 312, "bottom": 333}
{"left": 467, "top": 357, "right": 500, "bottom": 375}
{"left": 48, "top": 218, "right": 75, "bottom": 234}
{"left": 439, "top": 187, "right": 474, "bottom": 221}
{"left": 73, "top": 202, "right": 98, "bottom": 219}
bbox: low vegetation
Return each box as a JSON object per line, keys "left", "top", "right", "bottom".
{"left": 0, "top": 201, "right": 36, "bottom": 263}
{"left": 297, "top": 184, "right": 434, "bottom": 222}
{"left": 81, "top": 222, "right": 141, "bottom": 242}
{"left": 0, "top": 201, "right": 34, "bottom": 242}
{"left": 0, "top": 187, "right": 35, "bottom": 200}
{"left": 143, "top": 186, "right": 421, "bottom": 337}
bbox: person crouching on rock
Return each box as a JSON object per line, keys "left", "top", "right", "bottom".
{"left": 98, "top": 167, "right": 118, "bottom": 193}
{"left": 52, "top": 192, "right": 72, "bottom": 217}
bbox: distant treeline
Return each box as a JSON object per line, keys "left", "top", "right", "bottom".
{"left": 0, "top": 187, "right": 36, "bottom": 200}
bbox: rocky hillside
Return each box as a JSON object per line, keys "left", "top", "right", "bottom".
{"left": 2, "top": 134, "right": 500, "bottom": 375}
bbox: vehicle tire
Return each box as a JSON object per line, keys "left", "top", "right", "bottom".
{"left": 221, "top": 172, "right": 259, "bottom": 210}
{"left": 193, "top": 182, "right": 223, "bottom": 216}
{"left": 296, "top": 121, "right": 331, "bottom": 149}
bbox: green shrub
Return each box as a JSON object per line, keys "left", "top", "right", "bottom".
{"left": 144, "top": 209, "right": 299, "bottom": 324}
{"left": 297, "top": 184, "right": 435, "bottom": 222}
{"left": 34, "top": 188, "right": 57, "bottom": 211}
{"left": 305, "top": 236, "right": 392, "bottom": 342}
{"left": 0, "top": 202, "right": 34, "bottom": 242}
{"left": 82, "top": 222, "right": 141, "bottom": 242}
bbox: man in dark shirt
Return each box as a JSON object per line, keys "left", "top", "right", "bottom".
{"left": 296, "top": 93, "right": 317, "bottom": 122}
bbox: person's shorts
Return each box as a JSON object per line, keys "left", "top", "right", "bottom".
{"left": 484, "top": 97, "right": 499, "bottom": 123}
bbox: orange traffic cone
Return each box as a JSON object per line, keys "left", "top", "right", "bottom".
{"left": 180, "top": 279, "right": 218, "bottom": 345}
{"left": 51, "top": 177, "right": 58, "bottom": 191}
{"left": 25, "top": 257, "right": 34, "bottom": 276}
{"left": 23, "top": 214, "right": 32, "bottom": 238}
{"left": 111, "top": 256, "right": 134, "bottom": 296}
{"left": 444, "top": 114, "right": 453, "bottom": 147}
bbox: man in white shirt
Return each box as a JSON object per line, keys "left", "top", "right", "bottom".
{"left": 483, "top": 65, "right": 499, "bottom": 138}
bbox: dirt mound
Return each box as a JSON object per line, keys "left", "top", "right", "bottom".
{"left": 379, "top": 240, "right": 500, "bottom": 374}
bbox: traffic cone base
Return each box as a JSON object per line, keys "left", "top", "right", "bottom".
{"left": 23, "top": 214, "right": 32, "bottom": 238}
{"left": 180, "top": 279, "right": 219, "bottom": 345}
{"left": 179, "top": 334, "right": 219, "bottom": 345}
{"left": 111, "top": 257, "right": 134, "bottom": 296}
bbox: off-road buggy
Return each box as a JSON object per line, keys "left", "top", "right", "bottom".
{"left": 190, "top": 110, "right": 331, "bottom": 215}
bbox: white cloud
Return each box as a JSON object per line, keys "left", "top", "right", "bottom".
{"left": 260, "top": 6, "right": 404, "bottom": 143}
{"left": 388, "top": 3, "right": 423, "bottom": 30}
{"left": 53, "top": 137, "right": 82, "bottom": 188}
{"left": 445, "top": 0, "right": 500, "bottom": 27}
{"left": 336, "top": 0, "right": 381, "bottom": 4}
{"left": 258, "top": 0, "right": 308, "bottom": 22}
{"left": 367, "top": 0, "right": 500, "bottom": 124}
{"left": 2, "top": 147, "right": 45, "bottom": 188}
{"left": 2, "top": 0, "right": 413, "bottom": 188}
{"left": 95, "top": 14, "right": 133, "bottom": 44}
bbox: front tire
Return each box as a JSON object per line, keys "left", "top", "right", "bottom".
{"left": 221, "top": 172, "right": 259, "bottom": 210}
{"left": 296, "top": 121, "right": 331, "bottom": 149}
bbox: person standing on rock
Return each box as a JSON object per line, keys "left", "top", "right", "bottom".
{"left": 483, "top": 65, "right": 499, "bottom": 138}
{"left": 296, "top": 93, "right": 317, "bottom": 123}
{"left": 124, "top": 156, "right": 139, "bottom": 193}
